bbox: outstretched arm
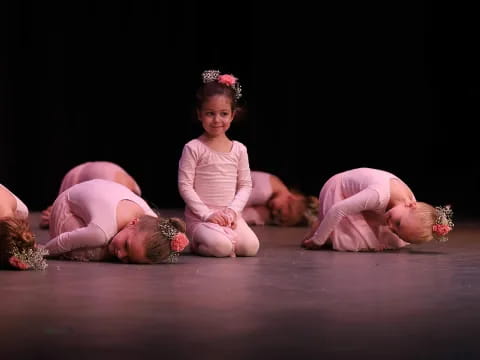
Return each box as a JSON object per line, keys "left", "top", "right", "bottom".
{"left": 44, "top": 223, "right": 108, "bottom": 256}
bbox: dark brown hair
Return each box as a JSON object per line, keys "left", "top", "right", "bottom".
{"left": 196, "top": 81, "right": 238, "bottom": 111}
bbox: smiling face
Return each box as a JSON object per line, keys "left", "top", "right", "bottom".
{"left": 197, "top": 95, "right": 235, "bottom": 139}
{"left": 108, "top": 220, "right": 150, "bottom": 264}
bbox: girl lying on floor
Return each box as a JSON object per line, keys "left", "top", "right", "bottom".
{"left": 44, "top": 179, "right": 189, "bottom": 264}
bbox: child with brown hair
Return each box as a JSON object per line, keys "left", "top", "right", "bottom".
{"left": 178, "top": 70, "right": 259, "bottom": 257}
{"left": 0, "top": 184, "right": 47, "bottom": 270}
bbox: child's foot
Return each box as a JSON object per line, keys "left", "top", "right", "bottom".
{"left": 39, "top": 206, "right": 52, "bottom": 229}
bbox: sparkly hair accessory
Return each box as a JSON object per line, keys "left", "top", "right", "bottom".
{"left": 433, "top": 205, "right": 454, "bottom": 242}
{"left": 158, "top": 220, "right": 189, "bottom": 263}
{"left": 9, "top": 242, "right": 49, "bottom": 270}
{"left": 201, "top": 69, "right": 242, "bottom": 100}
{"left": 303, "top": 196, "right": 319, "bottom": 226}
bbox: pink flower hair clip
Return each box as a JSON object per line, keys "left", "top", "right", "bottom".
{"left": 158, "top": 220, "right": 190, "bottom": 263}
{"left": 433, "top": 205, "right": 454, "bottom": 242}
{"left": 170, "top": 232, "right": 189, "bottom": 252}
{"left": 202, "top": 69, "right": 243, "bottom": 100}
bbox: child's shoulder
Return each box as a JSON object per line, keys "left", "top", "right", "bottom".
{"left": 231, "top": 140, "right": 248, "bottom": 151}
{"left": 183, "top": 138, "right": 202, "bottom": 148}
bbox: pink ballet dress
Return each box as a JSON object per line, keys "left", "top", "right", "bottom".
{"left": 310, "top": 168, "right": 411, "bottom": 251}
{"left": 58, "top": 161, "right": 141, "bottom": 195}
{"left": 178, "top": 139, "right": 259, "bottom": 256}
{"left": 0, "top": 184, "right": 29, "bottom": 219}
{"left": 46, "top": 179, "right": 156, "bottom": 261}
{"left": 242, "top": 171, "right": 273, "bottom": 225}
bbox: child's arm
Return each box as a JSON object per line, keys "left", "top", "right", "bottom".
{"left": 44, "top": 223, "right": 108, "bottom": 255}
{"left": 227, "top": 146, "right": 252, "bottom": 215}
{"left": 306, "top": 187, "right": 380, "bottom": 246}
{"left": 178, "top": 144, "right": 214, "bottom": 221}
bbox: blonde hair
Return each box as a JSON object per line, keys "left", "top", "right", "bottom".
{"left": 289, "top": 190, "right": 319, "bottom": 227}
{"left": 403, "top": 202, "right": 437, "bottom": 244}
{"left": 0, "top": 217, "right": 36, "bottom": 269}
{"left": 136, "top": 215, "right": 186, "bottom": 263}
{"left": 303, "top": 195, "right": 319, "bottom": 226}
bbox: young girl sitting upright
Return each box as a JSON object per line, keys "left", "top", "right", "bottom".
{"left": 0, "top": 184, "right": 48, "bottom": 270}
{"left": 178, "top": 70, "right": 259, "bottom": 257}
{"left": 302, "top": 167, "right": 454, "bottom": 251}
{"left": 44, "top": 179, "right": 189, "bottom": 263}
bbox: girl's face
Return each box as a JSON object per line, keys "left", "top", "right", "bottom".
{"left": 108, "top": 220, "right": 150, "bottom": 264}
{"left": 268, "top": 193, "right": 306, "bottom": 226}
{"left": 384, "top": 203, "right": 422, "bottom": 242}
{"left": 197, "top": 95, "right": 235, "bottom": 138}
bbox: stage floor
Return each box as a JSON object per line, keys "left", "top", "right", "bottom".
{"left": 1, "top": 211, "right": 480, "bottom": 359}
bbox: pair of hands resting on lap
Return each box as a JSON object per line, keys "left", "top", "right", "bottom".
{"left": 207, "top": 208, "right": 237, "bottom": 229}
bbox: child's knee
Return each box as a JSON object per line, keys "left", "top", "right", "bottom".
{"left": 198, "top": 240, "right": 233, "bottom": 257}
{"left": 235, "top": 238, "right": 260, "bottom": 257}
{"left": 194, "top": 230, "right": 234, "bottom": 257}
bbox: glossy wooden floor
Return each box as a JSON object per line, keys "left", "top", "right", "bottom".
{"left": 1, "top": 211, "right": 480, "bottom": 360}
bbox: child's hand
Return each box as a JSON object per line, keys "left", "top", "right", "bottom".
{"left": 207, "top": 211, "right": 229, "bottom": 227}
{"left": 223, "top": 208, "right": 237, "bottom": 229}
{"left": 302, "top": 237, "right": 322, "bottom": 250}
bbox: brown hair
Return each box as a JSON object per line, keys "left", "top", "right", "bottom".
{"left": 0, "top": 217, "right": 35, "bottom": 269}
{"left": 136, "top": 215, "right": 187, "bottom": 263}
{"left": 196, "top": 80, "right": 238, "bottom": 112}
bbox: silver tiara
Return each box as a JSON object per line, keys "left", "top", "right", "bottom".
{"left": 158, "top": 219, "right": 184, "bottom": 264}
{"left": 433, "top": 205, "right": 454, "bottom": 242}
{"left": 10, "top": 242, "right": 49, "bottom": 270}
{"left": 201, "top": 70, "right": 242, "bottom": 100}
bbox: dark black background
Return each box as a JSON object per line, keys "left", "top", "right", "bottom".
{"left": 1, "top": 1, "right": 478, "bottom": 219}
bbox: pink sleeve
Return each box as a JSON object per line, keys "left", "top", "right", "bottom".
{"left": 44, "top": 223, "right": 108, "bottom": 255}
{"left": 178, "top": 144, "right": 214, "bottom": 221}
{"left": 310, "top": 187, "right": 380, "bottom": 246}
{"left": 227, "top": 145, "right": 252, "bottom": 215}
